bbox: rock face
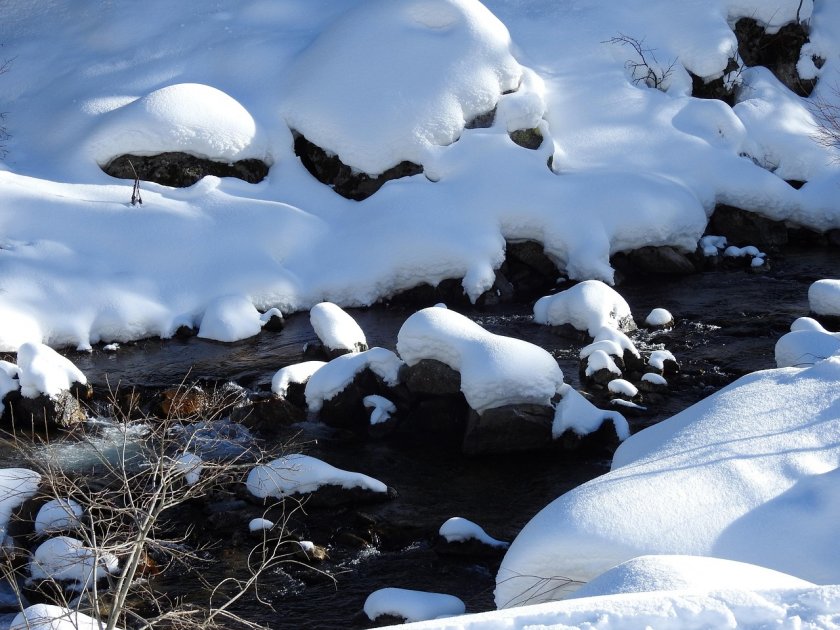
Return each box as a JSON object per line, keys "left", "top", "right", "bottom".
{"left": 690, "top": 57, "right": 740, "bottom": 104}
{"left": 613, "top": 246, "right": 698, "bottom": 277}
{"left": 708, "top": 205, "right": 788, "bottom": 250}
{"left": 734, "top": 18, "right": 818, "bottom": 97}
{"left": 293, "top": 133, "right": 423, "bottom": 201}
{"left": 230, "top": 396, "right": 306, "bottom": 435}
{"left": 103, "top": 152, "right": 269, "bottom": 187}
{"left": 461, "top": 404, "right": 554, "bottom": 456}
{"left": 2, "top": 390, "right": 86, "bottom": 432}
{"left": 400, "top": 360, "right": 461, "bottom": 397}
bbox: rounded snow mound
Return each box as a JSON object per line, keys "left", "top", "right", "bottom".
{"left": 88, "top": 83, "right": 268, "bottom": 166}
{"left": 534, "top": 280, "right": 634, "bottom": 336}
{"left": 569, "top": 555, "right": 813, "bottom": 600}
{"left": 282, "top": 0, "right": 523, "bottom": 176}
{"left": 397, "top": 307, "right": 563, "bottom": 413}
{"left": 809, "top": 279, "right": 840, "bottom": 317}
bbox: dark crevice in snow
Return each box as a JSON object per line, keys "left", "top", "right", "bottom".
{"left": 509, "top": 127, "right": 543, "bottom": 150}
{"left": 734, "top": 18, "right": 817, "bottom": 96}
{"left": 689, "top": 57, "right": 741, "bottom": 105}
{"left": 465, "top": 106, "right": 496, "bottom": 129}
{"left": 102, "top": 153, "right": 270, "bottom": 187}
{"left": 292, "top": 132, "right": 423, "bottom": 201}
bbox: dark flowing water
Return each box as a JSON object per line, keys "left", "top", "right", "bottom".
{"left": 3, "top": 246, "right": 839, "bottom": 629}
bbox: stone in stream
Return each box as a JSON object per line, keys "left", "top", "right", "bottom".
{"left": 230, "top": 395, "right": 306, "bottom": 435}
{"left": 461, "top": 404, "right": 554, "bottom": 456}
{"left": 1, "top": 389, "right": 87, "bottom": 432}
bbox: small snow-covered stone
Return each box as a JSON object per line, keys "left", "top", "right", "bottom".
{"left": 534, "top": 280, "right": 634, "bottom": 335}
{"left": 364, "top": 587, "right": 465, "bottom": 623}
{"left": 30, "top": 536, "right": 119, "bottom": 590}
{"left": 439, "top": 517, "right": 508, "bottom": 548}
{"left": 809, "top": 279, "right": 840, "bottom": 317}
{"left": 16, "top": 343, "right": 87, "bottom": 399}
{"left": 553, "top": 384, "right": 629, "bottom": 440}
{"left": 304, "top": 348, "right": 402, "bottom": 413}
{"left": 249, "top": 518, "right": 274, "bottom": 533}
{"left": 174, "top": 453, "right": 203, "bottom": 486}
{"left": 641, "top": 372, "right": 668, "bottom": 387}
{"left": 271, "top": 361, "right": 326, "bottom": 398}
{"left": 607, "top": 379, "right": 638, "bottom": 398}
{"left": 648, "top": 349, "right": 678, "bottom": 373}
{"left": 309, "top": 302, "right": 367, "bottom": 355}
{"left": 584, "top": 350, "right": 622, "bottom": 383}
{"left": 644, "top": 308, "right": 673, "bottom": 328}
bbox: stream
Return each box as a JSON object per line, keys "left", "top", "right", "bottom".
{"left": 2, "top": 245, "right": 839, "bottom": 628}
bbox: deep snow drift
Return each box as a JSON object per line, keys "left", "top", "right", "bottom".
{"left": 1, "top": 0, "right": 839, "bottom": 350}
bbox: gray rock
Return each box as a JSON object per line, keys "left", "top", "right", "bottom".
{"left": 401, "top": 359, "right": 461, "bottom": 397}
{"left": 2, "top": 390, "right": 86, "bottom": 432}
{"left": 230, "top": 396, "right": 306, "bottom": 435}
{"left": 462, "top": 404, "right": 553, "bottom": 455}
{"left": 709, "top": 204, "right": 788, "bottom": 250}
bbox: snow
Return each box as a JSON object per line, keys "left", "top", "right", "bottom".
{"left": 364, "top": 587, "right": 466, "bottom": 623}
{"left": 16, "top": 343, "right": 87, "bottom": 399}
{"left": 0, "top": 468, "right": 41, "bottom": 544}
{"left": 775, "top": 327, "right": 840, "bottom": 368}
{"left": 584, "top": 350, "right": 622, "bottom": 378}
{"left": 648, "top": 349, "right": 677, "bottom": 371}
{"left": 173, "top": 452, "right": 203, "bottom": 486}
{"left": 197, "top": 294, "right": 263, "bottom": 343}
{"left": 607, "top": 379, "right": 638, "bottom": 398}
{"left": 534, "top": 281, "right": 633, "bottom": 336}
{"left": 496, "top": 355, "right": 840, "bottom": 609}
{"left": 644, "top": 308, "right": 673, "bottom": 327}
{"left": 553, "top": 384, "right": 629, "bottom": 441}
{"left": 309, "top": 302, "right": 367, "bottom": 353}
{"left": 0, "top": 1, "right": 837, "bottom": 350}
{"left": 34, "top": 499, "right": 83, "bottom": 536}
{"left": 248, "top": 518, "right": 274, "bottom": 533}
{"left": 304, "top": 348, "right": 403, "bottom": 413}
{"left": 809, "top": 279, "right": 840, "bottom": 316}
{"left": 271, "top": 361, "right": 326, "bottom": 398}
{"left": 439, "top": 517, "right": 508, "bottom": 549}
{"left": 363, "top": 395, "right": 397, "bottom": 425}
{"left": 641, "top": 372, "right": 668, "bottom": 387}
{"left": 396, "top": 307, "right": 563, "bottom": 413}
{"left": 246, "top": 453, "right": 388, "bottom": 499}
{"left": 29, "top": 536, "right": 119, "bottom": 591}
{"left": 11, "top": 604, "right": 120, "bottom": 630}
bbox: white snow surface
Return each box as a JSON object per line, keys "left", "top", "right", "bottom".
{"left": 271, "top": 361, "right": 326, "bottom": 397}
{"left": 644, "top": 308, "right": 673, "bottom": 327}
{"left": 173, "top": 453, "right": 203, "bottom": 486}
{"left": 304, "top": 348, "right": 402, "bottom": 413}
{"left": 197, "top": 294, "right": 263, "bottom": 343}
{"left": 1, "top": 0, "right": 838, "bottom": 351}
{"left": 16, "top": 343, "right": 87, "bottom": 399}
{"left": 248, "top": 518, "right": 274, "bottom": 533}
{"left": 309, "top": 302, "right": 367, "bottom": 353}
{"left": 29, "top": 536, "right": 119, "bottom": 591}
{"left": 809, "top": 279, "right": 840, "bottom": 316}
{"left": 534, "top": 281, "right": 633, "bottom": 336}
{"left": 11, "top": 604, "right": 121, "bottom": 630}
{"left": 365, "top": 588, "right": 466, "bottom": 623}
{"left": 570, "top": 555, "right": 814, "bottom": 600}
{"left": 363, "top": 395, "right": 397, "bottom": 425}
{"left": 775, "top": 327, "right": 840, "bottom": 367}
{"left": 387, "top": 585, "right": 840, "bottom": 630}
{"left": 439, "top": 517, "right": 508, "bottom": 548}
{"left": 246, "top": 454, "right": 388, "bottom": 499}
{"left": 496, "top": 356, "right": 840, "bottom": 609}
{"left": 0, "top": 468, "right": 41, "bottom": 542}
{"left": 553, "top": 384, "right": 629, "bottom": 441}
{"left": 34, "top": 499, "right": 83, "bottom": 536}
{"left": 396, "top": 307, "right": 563, "bottom": 413}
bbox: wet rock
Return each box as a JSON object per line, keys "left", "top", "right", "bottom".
{"left": 102, "top": 152, "right": 270, "bottom": 187}
{"left": 689, "top": 57, "right": 740, "bottom": 104}
{"left": 462, "top": 404, "right": 553, "bottom": 456}
{"left": 613, "top": 246, "right": 697, "bottom": 277}
{"left": 557, "top": 417, "right": 623, "bottom": 456}
{"left": 708, "top": 204, "right": 788, "bottom": 250}
{"left": 476, "top": 270, "right": 515, "bottom": 307}
{"left": 318, "top": 369, "right": 394, "bottom": 430}
{"left": 401, "top": 360, "right": 461, "bottom": 397}
{"left": 230, "top": 395, "right": 306, "bottom": 435}
{"left": 392, "top": 396, "right": 468, "bottom": 449}
{"left": 734, "top": 18, "right": 817, "bottom": 96}
{"left": 155, "top": 385, "right": 209, "bottom": 419}
{"left": 501, "top": 240, "right": 559, "bottom": 298}
{"left": 383, "top": 278, "right": 470, "bottom": 308}
{"left": 1, "top": 390, "right": 87, "bottom": 432}
{"left": 509, "top": 127, "right": 543, "bottom": 149}
{"left": 261, "top": 311, "right": 285, "bottom": 332}
{"left": 293, "top": 132, "right": 423, "bottom": 201}
{"left": 434, "top": 536, "right": 507, "bottom": 559}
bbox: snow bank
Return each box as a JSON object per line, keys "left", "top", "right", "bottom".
{"left": 282, "top": 0, "right": 523, "bottom": 175}
{"left": 809, "top": 279, "right": 840, "bottom": 317}
{"left": 534, "top": 281, "right": 633, "bottom": 336}
{"left": 304, "top": 348, "right": 403, "bottom": 413}
{"left": 88, "top": 83, "right": 268, "bottom": 165}
{"left": 496, "top": 356, "right": 840, "bottom": 608}
{"left": 16, "top": 343, "right": 86, "bottom": 399}
{"left": 246, "top": 454, "right": 388, "bottom": 499}
{"left": 271, "top": 361, "right": 326, "bottom": 397}
{"left": 397, "top": 307, "right": 563, "bottom": 413}
{"left": 34, "top": 499, "right": 83, "bottom": 536}
{"left": 197, "top": 294, "right": 263, "bottom": 343}
{"left": 364, "top": 587, "right": 466, "bottom": 623}
{"left": 439, "top": 517, "right": 508, "bottom": 548}
{"left": 309, "top": 302, "right": 367, "bottom": 353}
{"left": 11, "top": 604, "right": 122, "bottom": 630}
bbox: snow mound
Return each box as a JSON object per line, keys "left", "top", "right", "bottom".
{"left": 439, "top": 517, "right": 508, "bottom": 548}
{"left": 271, "top": 361, "right": 326, "bottom": 397}
{"left": 34, "top": 499, "right": 83, "bottom": 536}
{"left": 496, "top": 356, "right": 840, "bottom": 608}
{"left": 364, "top": 587, "right": 466, "bottom": 623}
{"left": 570, "top": 555, "right": 814, "bottom": 600}
{"left": 775, "top": 327, "right": 840, "bottom": 367}
{"left": 249, "top": 518, "right": 273, "bottom": 533}
{"left": 88, "top": 83, "right": 267, "bottom": 165}
{"left": 305, "top": 348, "right": 403, "bottom": 413}
{"left": 12, "top": 604, "right": 123, "bottom": 630}
{"left": 29, "top": 536, "right": 119, "bottom": 591}
{"left": 197, "top": 294, "right": 263, "bottom": 342}
{"left": 397, "top": 307, "right": 563, "bottom": 413}
{"left": 534, "top": 281, "right": 633, "bottom": 336}
{"left": 309, "top": 302, "right": 367, "bottom": 353}
{"left": 246, "top": 454, "right": 388, "bottom": 499}
{"left": 809, "top": 279, "right": 840, "bottom": 316}
{"left": 282, "top": 0, "right": 523, "bottom": 175}
{"left": 16, "top": 343, "right": 87, "bottom": 399}
{"left": 644, "top": 308, "right": 673, "bottom": 327}
{"left": 553, "top": 384, "right": 629, "bottom": 441}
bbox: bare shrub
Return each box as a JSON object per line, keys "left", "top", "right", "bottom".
{"left": 605, "top": 34, "right": 677, "bottom": 92}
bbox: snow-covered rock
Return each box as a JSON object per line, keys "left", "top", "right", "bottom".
{"left": 644, "top": 308, "right": 673, "bottom": 328}
{"left": 309, "top": 302, "right": 368, "bottom": 355}
{"left": 173, "top": 452, "right": 203, "bottom": 486}
{"left": 534, "top": 281, "right": 634, "bottom": 335}
{"left": 439, "top": 517, "right": 508, "bottom": 549}
{"left": 397, "top": 307, "right": 563, "bottom": 413}
{"left": 16, "top": 343, "right": 86, "bottom": 399}
{"left": 304, "top": 348, "right": 402, "bottom": 413}
{"left": 775, "top": 327, "right": 840, "bottom": 367}
{"left": 809, "top": 279, "right": 840, "bottom": 317}
{"left": 197, "top": 294, "right": 263, "bottom": 343}
{"left": 0, "top": 468, "right": 41, "bottom": 541}
{"left": 363, "top": 395, "right": 397, "bottom": 425}
{"left": 364, "top": 587, "right": 466, "bottom": 623}
{"left": 496, "top": 356, "right": 840, "bottom": 608}
{"left": 553, "top": 384, "right": 629, "bottom": 441}
{"left": 34, "top": 499, "right": 83, "bottom": 536}
{"left": 29, "top": 536, "right": 119, "bottom": 591}
{"left": 271, "top": 361, "right": 326, "bottom": 398}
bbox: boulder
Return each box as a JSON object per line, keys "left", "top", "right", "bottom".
{"left": 400, "top": 359, "right": 461, "bottom": 397}
{"left": 462, "top": 404, "right": 553, "bottom": 456}
{"left": 2, "top": 390, "right": 86, "bottom": 432}
{"left": 230, "top": 396, "right": 306, "bottom": 435}
{"left": 102, "top": 152, "right": 269, "bottom": 187}
{"left": 708, "top": 205, "right": 788, "bottom": 250}
{"left": 615, "top": 246, "right": 697, "bottom": 276}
